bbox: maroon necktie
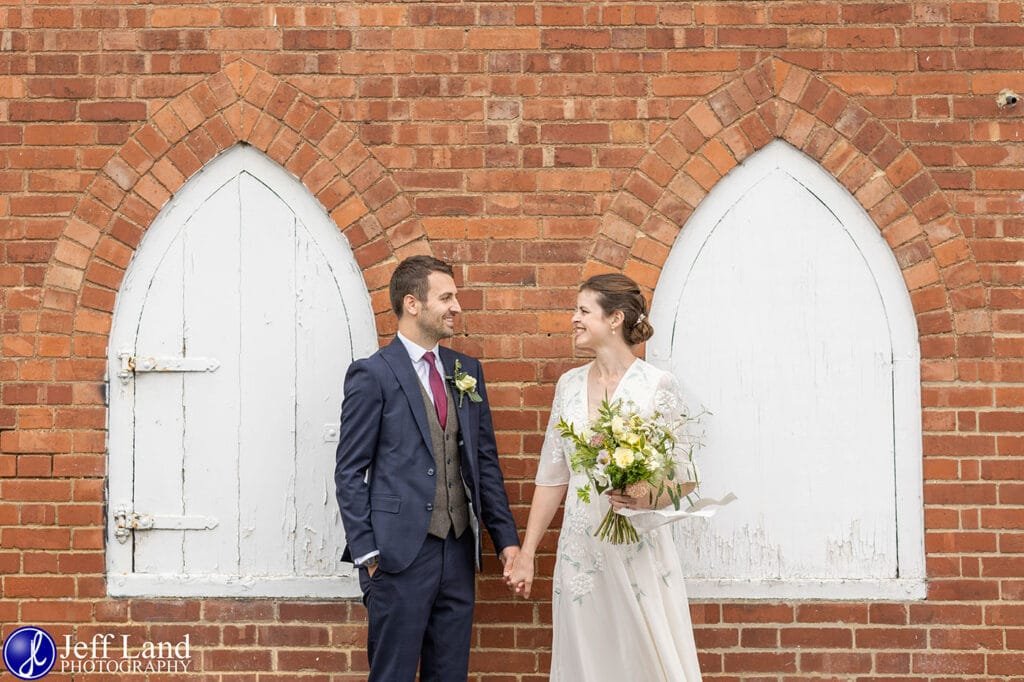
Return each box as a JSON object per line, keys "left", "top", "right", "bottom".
{"left": 422, "top": 351, "right": 448, "bottom": 429}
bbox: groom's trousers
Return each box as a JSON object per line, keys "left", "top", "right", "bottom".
{"left": 359, "top": 529, "right": 476, "bottom": 682}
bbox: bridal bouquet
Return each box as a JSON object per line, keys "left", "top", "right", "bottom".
{"left": 557, "top": 399, "right": 699, "bottom": 544}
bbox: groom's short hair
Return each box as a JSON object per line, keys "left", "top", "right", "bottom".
{"left": 390, "top": 256, "right": 454, "bottom": 317}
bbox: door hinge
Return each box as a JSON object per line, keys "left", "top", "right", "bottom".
{"left": 117, "top": 351, "right": 221, "bottom": 385}
{"left": 112, "top": 505, "right": 219, "bottom": 544}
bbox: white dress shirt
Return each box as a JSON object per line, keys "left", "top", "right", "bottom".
{"left": 396, "top": 332, "right": 447, "bottom": 409}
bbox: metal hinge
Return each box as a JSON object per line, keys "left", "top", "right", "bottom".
{"left": 112, "top": 505, "right": 219, "bottom": 544}
{"left": 117, "top": 351, "right": 221, "bottom": 385}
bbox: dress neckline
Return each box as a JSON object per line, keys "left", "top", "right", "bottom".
{"left": 585, "top": 357, "right": 642, "bottom": 421}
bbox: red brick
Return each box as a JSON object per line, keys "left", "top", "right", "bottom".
{"left": 4, "top": 576, "right": 76, "bottom": 598}
{"left": 10, "top": 102, "right": 77, "bottom": 122}
{"left": 975, "top": 26, "right": 1024, "bottom": 46}
{"left": 282, "top": 29, "right": 351, "bottom": 50}
{"left": 2, "top": 528, "right": 71, "bottom": 550}
{"left": 724, "top": 604, "right": 795, "bottom": 623}
{"left": 79, "top": 101, "right": 148, "bottom": 121}
{"left": 130, "top": 600, "right": 201, "bottom": 622}
{"left": 539, "top": 123, "right": 610, "bottom": 144}
{"left": 800, "top": 651, "right": 872, "bottom": 673}
{"left": 912, "top": 652, "right": 985, "bottom": 674}
{"left": 845, "top": 4, "right": 914, "bottom": 23}
{"left": 206, "top": 649, "right": 272, "bottom": 671}
{"left": 724, "top": 652, "right": 797, "bottom": 673}
{"left": 466, "top": 28, "right": 540, "bottom": 50}
{"left": 719, "top": 28, "right": 787, "bottom": 47}
{"left": 277, "top": 649, "right": 348, "bottom": 672}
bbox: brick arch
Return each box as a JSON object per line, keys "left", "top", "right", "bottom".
{"left": 42, "top": 59, "right": 427, "bottom": 348}
{"left": 587, "top": 57, "right": 990, "bottom": 355}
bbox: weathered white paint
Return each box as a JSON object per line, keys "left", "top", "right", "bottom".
{"left": 649, "top": 140, "right": 925, "bottom": 600}
{"left": 107, "top": 144, "right": 376, "bottom": 598}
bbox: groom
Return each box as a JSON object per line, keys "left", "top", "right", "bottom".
{"left": 335, "top": 255, "right": 521, "bottom": 681}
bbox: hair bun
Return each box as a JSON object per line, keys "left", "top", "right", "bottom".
{"left": 629, "top": 315, "right": 654, "bottom": 345}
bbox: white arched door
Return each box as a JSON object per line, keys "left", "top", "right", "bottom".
{"left": 107, "top": 145, "right": 376, "bottom": 597}
{"left": 649, "top": 140, "right": 925, "bottom": 599}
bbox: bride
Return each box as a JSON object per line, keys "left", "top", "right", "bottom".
{"left": 505, "top": 273, "right": 703, "bottom": 681}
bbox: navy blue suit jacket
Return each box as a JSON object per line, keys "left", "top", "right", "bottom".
{"left": 334, "top": 339, "right": 520, "bottom": 574}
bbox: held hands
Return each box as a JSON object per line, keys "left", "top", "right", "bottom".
{"left": 499, "top": 545, "right": 522, "bottom": 595}
{"left": 499, "top": 545, "right": 520, "bottom": 570}
{"left": 503, "top": 550, "right": 535, "bottom": 598}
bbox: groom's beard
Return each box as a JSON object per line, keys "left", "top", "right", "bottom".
{"left": 417, "top": 312, "right": 456, "bottom": 343}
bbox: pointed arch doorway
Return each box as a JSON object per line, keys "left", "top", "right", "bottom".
{"left": 107, "top": 144, "right": 376, "bottom": 598}
{"left": 650, "top": 140, "right": 926, "bottom": 600}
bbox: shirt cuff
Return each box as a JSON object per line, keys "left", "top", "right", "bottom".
{"left": 353, "top": 550, "right": 379, "bottom": 566}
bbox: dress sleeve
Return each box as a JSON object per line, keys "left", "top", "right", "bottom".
{"left": 653, "top": 370, "right": 700, "bottom": 485}
{"left": 535, "top": 375, "right": 572, "bottom": 487}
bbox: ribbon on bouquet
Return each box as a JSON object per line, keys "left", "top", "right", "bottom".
{"left": 615, "top": 492, "right": 738, "bottom": 533}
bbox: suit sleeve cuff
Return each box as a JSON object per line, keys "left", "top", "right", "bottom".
{"left": 354, "top": 550, "right": 380, "bottom": 566}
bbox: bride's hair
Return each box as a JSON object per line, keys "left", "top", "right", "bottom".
{"left": 580, "top": 273, "right": 654, "bottom": 345}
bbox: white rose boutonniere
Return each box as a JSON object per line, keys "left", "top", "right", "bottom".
{"left": 447, "top": 359, "right": 482, "bottom": 408}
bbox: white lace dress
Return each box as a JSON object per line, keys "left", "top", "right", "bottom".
{"left": 536, "top": 359, "right": 703, "bottom": 682}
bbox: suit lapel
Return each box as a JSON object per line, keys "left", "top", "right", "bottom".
{"left": 441, "top": 347, "right": 482, "bottom": 569}
{"left": 381, "top": 338, "right": 433, "bottom": 453}
{"left": 440, "top": 347, "right": 474, "bottom": 466}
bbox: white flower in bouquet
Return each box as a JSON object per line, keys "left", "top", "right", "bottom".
{"left": 612, "top": 447, "right": 635, "bottom": 468}
{"left": 610, "top": 415, "right": 627, "bottom": 437}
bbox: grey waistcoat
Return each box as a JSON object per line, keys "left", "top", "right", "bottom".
{"left": 417, "top": 380, "right": 469, "bottom": 539}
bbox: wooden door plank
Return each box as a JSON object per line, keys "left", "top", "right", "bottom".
{"left": 293, "top": 218, "right": 352, "bottom": 575}
{"left": 238, "top": 172, "right": 298, "bottom": 577}
{"left": 132, "top": 234, "right": 187, "bottom": 574}
{"left": 181, "top": 176, "right": 243, "bottom": 575}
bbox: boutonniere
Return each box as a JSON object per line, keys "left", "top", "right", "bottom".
{"left": 447, "top": 359, "right": 482, "bottom": 408}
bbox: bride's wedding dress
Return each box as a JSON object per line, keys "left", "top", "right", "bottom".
{"left": 536, "top": 359, "right": 703, "bottom": 682}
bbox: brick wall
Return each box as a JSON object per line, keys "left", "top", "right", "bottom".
{"left": 2, "top": 2, "right": 1024, "bottom": 679}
